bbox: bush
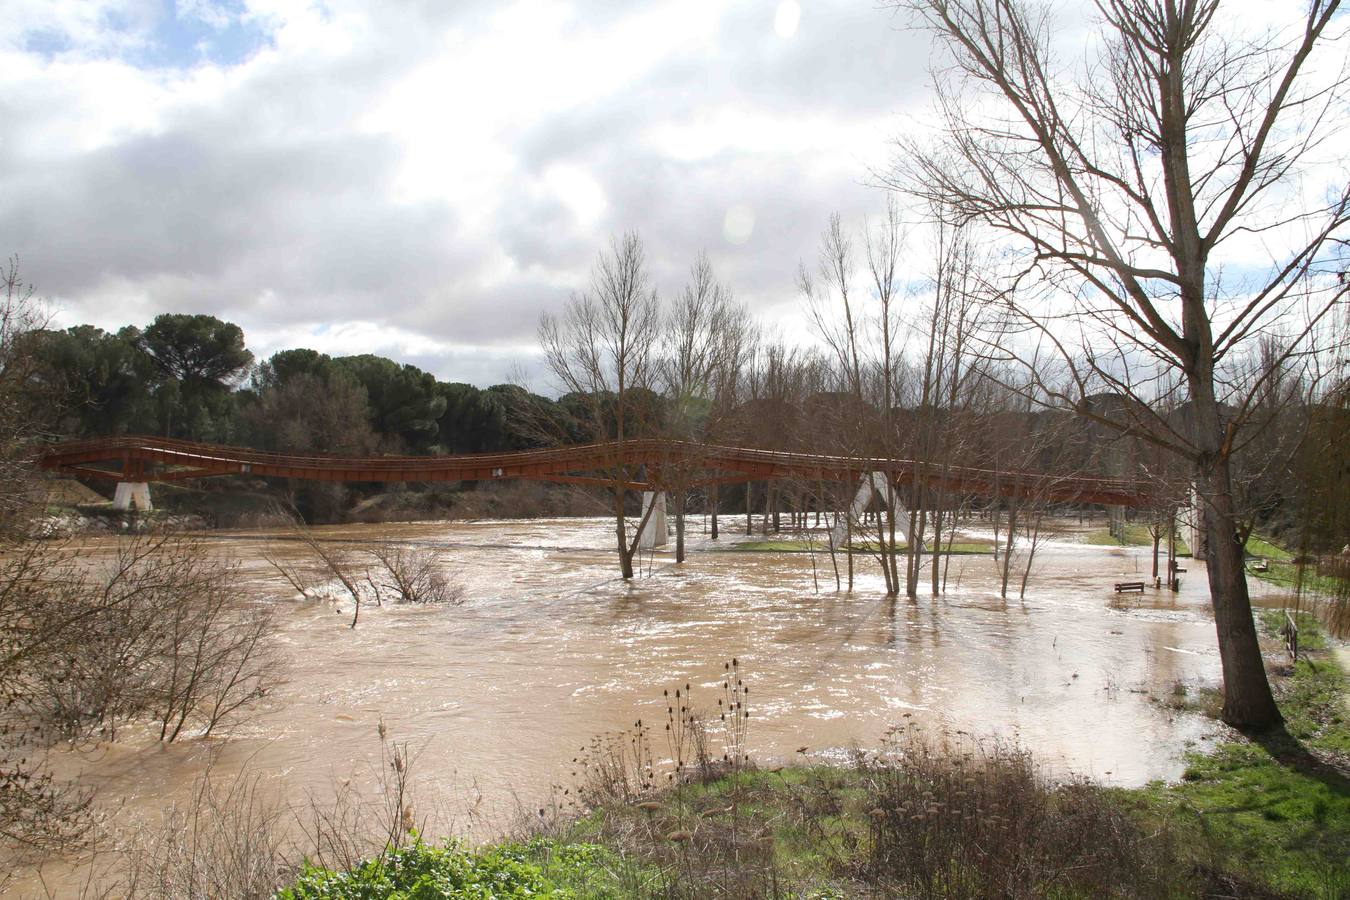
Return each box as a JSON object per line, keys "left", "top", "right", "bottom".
{"left": 4, "top": 535, "right": 279, "bottom": 744}
{"left": 277, "top": 840, "right": 576, "bottom": 899}
{"left": 0, "top": 535, "right": 278, "bottom": 863}
{"left": 856, "top": 728, "right": 1188, "bottom": 899}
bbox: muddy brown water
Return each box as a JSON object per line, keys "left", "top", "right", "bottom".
{"left": 20, "top": 517, "right": 1296, "bottom": 891}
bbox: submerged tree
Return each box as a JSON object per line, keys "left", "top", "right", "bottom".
{"left": 540, "top": 232, "right": 663, "bottom": 579}
{"left": 660, "top": 252, "right": 747, "bottom": 563}
{"left": 892, "top": 0, "right": 1349, "bottom": 726}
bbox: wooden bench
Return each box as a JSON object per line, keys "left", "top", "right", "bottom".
{"left": 1114, "top": 581, "right": 1146, "bottom": 593}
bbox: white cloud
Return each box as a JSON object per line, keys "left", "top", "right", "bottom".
{"left": 774, "top": 1, "right": 801, "bottom": 39}
{"left": 4, "top": 0, "right": 931, "bottom": 385}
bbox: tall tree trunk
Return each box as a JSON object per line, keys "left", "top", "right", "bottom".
{"left": 1189, "top": 300, "right": 1280, "bottom": 727}
{"left": 846, "top": 514, "right": 854, "bottom": 591}
{"left": 675, "top": 491, "right": 686, "bottom": 563}
{"left": 929, "top": 500, "right": 943, "bottom": 595}
{"left": 615, "top": 485, "right": 633, "bottom": 579}
{"left": 999, "top": 506, "right": 1017, "bottom": 599}
{"left": 905, "top": 497, "right": 920, "bottom": 598}
{"left": 710, "top": 483, "right": 719, "bottom": 540}
{"left": 887, "top": 482, "right": 900, "bottom": 594}
{"left": 1200, "top": 455, "right": 1280, "bottom": 727}
{"left": 746, "top": 482, "right": 753, "bottom": 536}
{"left": 876, "top": 496, "right": 897, "bottom": 596}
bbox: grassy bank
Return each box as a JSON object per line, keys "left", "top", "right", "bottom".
{"left": 1247, "top": 537, "right": 1350, "bottom": 605}
{"left": 277, "top": 630, "right": 1349, "bottom": 899}
{"left": 1126, "top": 625, "right": 1349, "bottom": 899}
{"left": 1085, "top": 523, "right": 1191, "bottom": 556}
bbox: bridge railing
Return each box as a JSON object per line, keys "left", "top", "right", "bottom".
{"left": 38, "top": 435, "right": 1152, "bottom": 506}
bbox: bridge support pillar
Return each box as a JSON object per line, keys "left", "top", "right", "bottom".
{"left": 1182, "top": 487, "right": 1206, "bottom": 561}
{"left": 112, "top": 482, "right": 153, "bottom": 512}
{"left": 638, "top": 491, "right": 668, "bottom": 550}
{"left": 831, "top": 472, "right": 911, "bottom": 549}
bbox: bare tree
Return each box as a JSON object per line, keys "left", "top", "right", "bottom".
{"left": 367, "top": 546, "right": 465, "bottom": 606}
{"left": 0, "top": 258, "right": 50, "bottom": 539}
{"left": 540, "top": 232, "right": 663, "bottom": 579}
{"left": 891, "top": 0, "right": 1349, "bottom": 727}
{"left": 289, "top": 525, "right": 367, "bottom": 627}
{"left": 802, "top": 209, "right": 912, "bottom": 595}
{"left": 801, "top": 216, "right": 872, "bottom": 592}
{"left": 924, "top": 215, "right": 987, "bottom": 594}
{"left": 5, "top": 536, "right": 279, "bottom": 746}
{"left": 661, "top": 252, "right": 747, "bottom": 562}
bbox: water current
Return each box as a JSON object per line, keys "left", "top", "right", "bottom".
{"left": 24, "top": 515, "right": 1294, "bottom": 892}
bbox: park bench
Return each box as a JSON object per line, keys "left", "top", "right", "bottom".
{"left": 1114, "top": 581, "right": 1146, "bottom": 593}
{"left": 1250, "top": 558, "right": 1269, "bottom": 573}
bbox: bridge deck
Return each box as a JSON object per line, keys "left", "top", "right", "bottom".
{"left": 38, "top": 435, "right": 1149, "bottom": 507}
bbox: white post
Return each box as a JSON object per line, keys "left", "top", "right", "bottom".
{"left": 637, "top": 491, "right": 668, "bottom": 549}
{"left": 112, "top": 482, "right": 153, "bottom": 511}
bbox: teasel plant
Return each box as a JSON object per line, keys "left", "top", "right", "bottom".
{"left": 718, "top": 658, "right": 750, "bottom": 775}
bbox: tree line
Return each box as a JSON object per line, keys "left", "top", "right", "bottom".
{"left": 29, "top": 315, "right": 563, "bottom": 454}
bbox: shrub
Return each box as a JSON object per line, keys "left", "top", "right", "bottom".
{"left": 857, "top": 727, "right": 1187, "bottom": 899}
{"left": 277, "top": 840, "right": 574, "bottom": 899}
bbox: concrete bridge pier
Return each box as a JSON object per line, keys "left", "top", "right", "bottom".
{"left": 637, "top": 491, "right": 668, "bottom": 550}
{"left": 1182, "top": 487, "right": 1206, "bottom": 561}
{"left": 831, "top": 472, "right": 912, "bottom": 549}
{"left": 112, "top": 482, "right": 153, "bottom": 511}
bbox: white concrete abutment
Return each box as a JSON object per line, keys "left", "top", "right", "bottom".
{"left": 112, "top": 482, "right": 153, "bottom": 511}
{"left": 637, "top": 491, "right": 668, "bottom": 549}
{"left": 830, "top": 472, "right": 913, "bottom": 549}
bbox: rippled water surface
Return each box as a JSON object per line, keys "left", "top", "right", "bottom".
{"left": 27, "top": 515, "right": 1293, "bottom": 890}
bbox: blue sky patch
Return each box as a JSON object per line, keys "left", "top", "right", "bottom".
{"left": 22, "top": 0, "right": 271, "bottom": 69}
{"left": 136, "top": 0, "right": 272, "bottom": 69}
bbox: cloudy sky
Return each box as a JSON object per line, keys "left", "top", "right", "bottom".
{"left": 3, "top": 0, "right": 960, "bottom": 387}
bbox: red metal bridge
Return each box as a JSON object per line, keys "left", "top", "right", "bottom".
{"left": 39, "top": 435, "right": 1149, "bottom": 507}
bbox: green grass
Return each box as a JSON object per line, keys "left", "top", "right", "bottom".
{"left": 726, "top": 539, "right": 826, "bottom": 552}
{"left": 1084, "top": 523, "right": 1191, "bottom": 555}
{"left": 1130, "top": 738, "right": 1350, "bottom": 899}
{"left": 1246, "top": 536, "right": 1295, "bottom": 562}
{"left": 1252, "top": 561, "right": 1349, "bottom": 597}
{"left": 1128, "top": 616, "right": 1350, "bottom": 899}
{"left": 1258, "top": 608, "right": 1329, "bottom": 653}
{"left": 727, "top": 539, "right": 992, "bottom": 554}
{"left": 1245, "top": 535, "right": 1350, "bottom": 597}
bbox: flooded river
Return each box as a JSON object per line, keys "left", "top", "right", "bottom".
{"left": 25, "top": 515, "right": 1293, "bottom": 891}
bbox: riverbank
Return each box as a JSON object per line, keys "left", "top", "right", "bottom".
{"left": 279, "top": 617, "right": 1348, "bottom": 899}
